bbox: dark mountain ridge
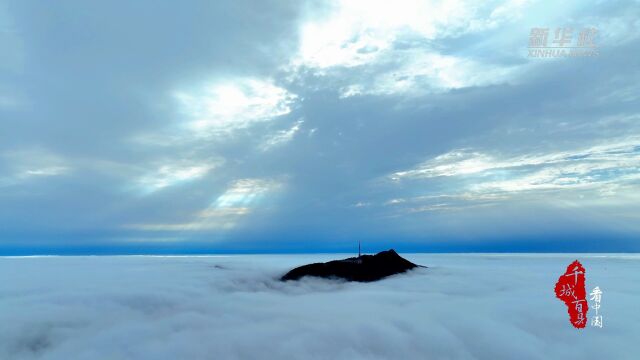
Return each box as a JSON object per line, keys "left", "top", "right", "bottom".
{"left": 281, "top": 249, "right": 424, "bottom": 282}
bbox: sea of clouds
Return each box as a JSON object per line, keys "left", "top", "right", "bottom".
{"left": 0, "top": 253, "right": 638, "bottom": 359}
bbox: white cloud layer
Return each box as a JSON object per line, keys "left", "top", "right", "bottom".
{"left": 0, "top": 254, "right": 637, "bottom": 359}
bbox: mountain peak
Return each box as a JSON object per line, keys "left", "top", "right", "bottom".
{"left": 281, "top": 249, "right": 424, "bottom": 282}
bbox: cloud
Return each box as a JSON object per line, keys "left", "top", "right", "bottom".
{"left": 288, "top": 0, "right": 531, "bottom": 97}
{"left": 137, "top": 160, "right": 222, "bottom": 194}
{"left": 1, "top": 0, "right": 640, "bottom": 251}
{"left": 293, "top": 0, "right": 530, "bottom": 70}
{"left": 341, "top": 52, "right": 518, "bottom": 97}
{"left": 213, "top": 178, "right": 281, "bottom": 208}
{"left": 390, "top": 136, "right": 640, "bottom": 194}
{"left": 260, "top": 119, "right": 304, "bottom": 151}
{"left": 174, "top": 78, "right": 298, "bottom": 137}
{"left": 0, "top": 148, "right": 70, "bottom": 187}
{"left": 376, "top": 136, "right": 640, "bottom": 221}
{"left": 126, "top": 178, "right": 284, "bottom": 233}
{"left": 0, "top": 254, "right": 636, "bottom": 359}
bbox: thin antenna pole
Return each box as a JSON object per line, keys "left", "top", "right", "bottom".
{"left": 358, "top": 241, "right": 361, "bottom": 257}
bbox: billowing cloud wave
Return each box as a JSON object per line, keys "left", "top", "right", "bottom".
{"left": 0, "top": 254, "right": 637, "bottom": 359}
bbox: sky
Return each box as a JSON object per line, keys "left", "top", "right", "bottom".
{"left": 1, "top": 0, "right": 639, "bottom": 254}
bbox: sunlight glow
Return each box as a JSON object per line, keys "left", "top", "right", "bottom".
{"left": 138, "top": 162, "right": 217, "bottom": 193}
{"left": 174, "top": 78, "right": 297, "bottom": 135}
{"left": 294, "top": 0, "right": 527, "bottom": 70}
{"left": 126, "top": 178, "right": 283, "bottom": 233}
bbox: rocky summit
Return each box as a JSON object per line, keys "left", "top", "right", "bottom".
{"left": 280, "top": 249, "right": 424, "bottom": 282}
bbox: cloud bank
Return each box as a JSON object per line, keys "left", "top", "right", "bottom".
{"left": 0, "top": 254, "right": 637, "bottom": 359}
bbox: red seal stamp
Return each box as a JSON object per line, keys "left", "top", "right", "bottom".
{"left": 554, "top": 260, "right": 588, "bottom": 328}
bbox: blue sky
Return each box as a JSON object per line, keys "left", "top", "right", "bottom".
{"left": 1, "top": 0, "right": 639, "bottom": 254}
